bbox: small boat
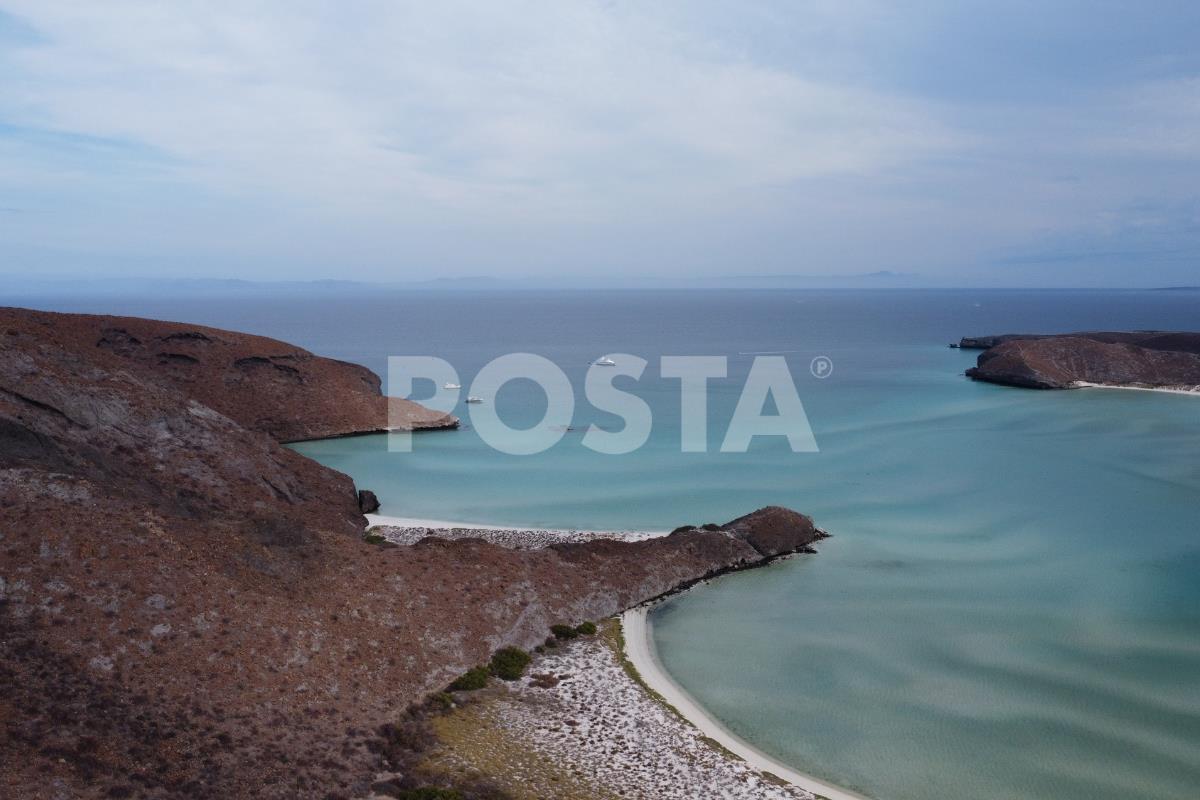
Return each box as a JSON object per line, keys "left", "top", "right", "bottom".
{"left": 443, "top": 382, "right": 461, "bottom": 389}
{"left": 594, "top": 357, "right": 617, "bottom": 366}
{"left": 465, "top": 396, "right": 484, "bottom": 404}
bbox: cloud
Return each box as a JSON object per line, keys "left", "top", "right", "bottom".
{"left": 1084, "top": 77, "right": 1200, "bottom": 159}
{"left": 1, "top": 1, "right": 1198, "bottom": 284}
{"left": 0, "top": 2, "right": 956, "bottom": 218}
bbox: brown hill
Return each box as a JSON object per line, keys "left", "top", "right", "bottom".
{"left": 0, "top": 307, "right": 457, "bottom": 441}
{"left": 962, "top": 331, "right": 1200, "bottom": 390}
{"left": 0, "top": 308, "right": 822, "bottom": 799}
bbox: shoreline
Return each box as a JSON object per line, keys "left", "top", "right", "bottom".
{"left": 1072, "top": 380, "right": 1200, "bottom": 396}
{"left": 621, "top": 606, "right": 871, "bottom": 800}
{"left": 370, "top": 510, "right": 856, "bottom": 797}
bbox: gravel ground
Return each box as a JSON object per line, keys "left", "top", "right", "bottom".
{"left": 369, "top": 524, "right": 660, "bottom": 550}
{"left": 429, "top": 627, "right": 814, "bottom": 800}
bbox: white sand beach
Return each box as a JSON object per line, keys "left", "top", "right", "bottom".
{"left": 364, "top": 512, "right": 669, "bottom": 536}
{"left": 622, "top": 606, "right": 871, "bottom": 800}
{"left": 1072, "top": 381, "right": 1200, "bottom": 396}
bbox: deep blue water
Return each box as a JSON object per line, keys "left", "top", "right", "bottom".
{"left": 9, "top": 288, "right": 1200, "bottom": 800}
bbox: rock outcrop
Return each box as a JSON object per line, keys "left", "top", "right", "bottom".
{"left": 957, "top": 333, "right": 1054, "bottom": 350}
{"left": 0, "top": 307, "right": 823, "bottom": 800}
{"left": 357, "top": 489, "right": 381, "bottom": 514}
{"left": 961, "top": 331, "right": 1200, "bottom": 390}
{"left": 720, "top": 505, "right": 821, "bottom": 558}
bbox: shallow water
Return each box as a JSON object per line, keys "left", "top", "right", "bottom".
{"left": 13, "top": 288, "right": 1200, "bottom": 799}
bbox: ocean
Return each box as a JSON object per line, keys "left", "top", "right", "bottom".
{"left": 11, "top": 287, "right": 1200, "bottom": 800}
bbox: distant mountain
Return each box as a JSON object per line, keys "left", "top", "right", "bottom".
{"left": 2, "top": 272, "right": 935, "bottom": 295}
{"left": 703, "top": 270, "right": 924, "bottom": 288}
{"left": 0, "top": 274, "right": 528, "bottom": 295}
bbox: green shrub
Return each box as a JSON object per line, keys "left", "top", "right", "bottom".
{"left": 447, "top": 666, "right": 489, "bottom": 692}
{"left": 363, "top": 531, "right": 387, "bottom": 545}
{"left": 427, "top": 692, "right": 455, "bottom": 711}
{"left": 489, "top": 646, "right": 532, "bottom": 681}
{"left": 550, "top": 624, "right": 579, "bottom": 640}
{"left": 574, "top": 621, "right": 597, "bottom": 636}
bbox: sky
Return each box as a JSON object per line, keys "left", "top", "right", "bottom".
{"left": 1, "top": 1, "right": 1199, "bottom": 288}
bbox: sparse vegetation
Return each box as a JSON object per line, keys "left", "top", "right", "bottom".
{"left": 363, "top": 530, "right": 387, "bottom": 545}
{"left": 529, "top": 673, "right": 560, "bottom": 689}
{"left": 429, "top": 703, "right": 598, "bottom": 799}
{"left": 488, "top": 647, "right": 531, "bottom": 681}
{"left": 574, "top": 621, "right": 597, "bottom": 636}
{"left": 376, "top": 717, "right": 438, "bottom": 766}
{"left": 369, "top": 695, "right": 513, "bottom": 800}
{"left": 395, "top": 789, "right": 464, "bottom": 800}
{"left": 447, "top": 667, "right": 489, "bottom": 692}
{"left": 759, "top": 770, "right": 791, "bottom": 788}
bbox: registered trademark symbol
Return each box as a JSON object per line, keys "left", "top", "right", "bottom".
{"left": 810, "top": 356, "right": 833, "bottom": 379}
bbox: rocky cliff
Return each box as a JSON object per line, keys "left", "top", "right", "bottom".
{"left": 0, "top": 307, "right": 822, "bottom": 800}
{"left": 961, "top": 331, "right": 1200, "bottom": 390}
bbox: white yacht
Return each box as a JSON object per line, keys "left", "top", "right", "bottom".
{"left": 443, "top": 382, "right": 461, "bottom": 389}
{"left": 594, "top": 357, "right": 617, "bottom": 366}
{"left": 465, "top": 396, "right": 484, "bottom": 404}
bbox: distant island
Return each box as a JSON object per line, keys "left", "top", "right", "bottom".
{"left": 956, "top": 331, "right": 1200, "bottom": 392}
{"left": 0, "top": 307, "right": 827, "bottom": 800}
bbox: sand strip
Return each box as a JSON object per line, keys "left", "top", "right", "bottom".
{"left": 366, "top": 512, "right": 667, "bottom": 536}
{"left": 1072, "top": 381, "right": 1200, "bottom": 396}
{"left": 622, "top": 606, "right": 871, "bottom": 800}
{"left": 364, "top": 513, "right": 667, "bottom": 549}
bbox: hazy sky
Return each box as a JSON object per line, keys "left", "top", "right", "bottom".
{"left": 2, "top": 1, "right": 1199, "bottom": 286}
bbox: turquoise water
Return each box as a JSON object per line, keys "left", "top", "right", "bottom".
{"left": 647, "top": 384, "right": 1200, "bottom": 800}
{"left": 13, "top": 289, "right": 1200, "bottom": 799}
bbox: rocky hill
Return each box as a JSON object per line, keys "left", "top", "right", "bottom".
{"left": 0, "top": 308, "right": 458, "bottom": 441}
{"left": 0, "top": 307, "right": 822, "bottom": 799}
{"left": 961, "top": 331, "right": 1200, "bottom": 390}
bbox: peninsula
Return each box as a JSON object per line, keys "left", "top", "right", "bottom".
{"left": 0, "top": 307, "right": 825, "bottom": 799}
{"left": 959, "top": 331, "right": 1200, "bottom": 391}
